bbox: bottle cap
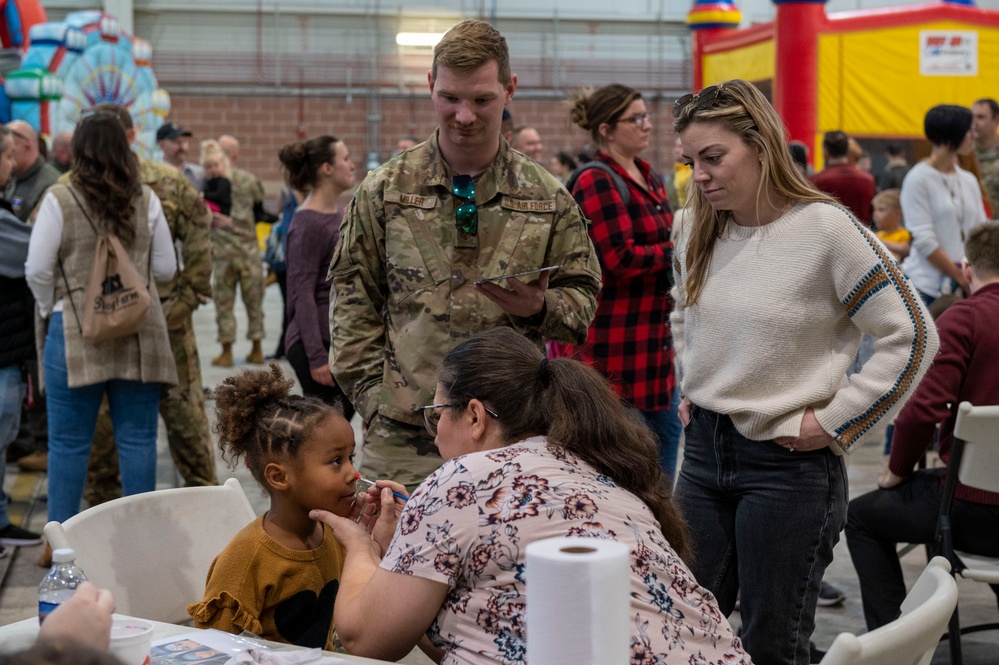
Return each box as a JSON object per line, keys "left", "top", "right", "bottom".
{"left": 51, "top": 548, "right": 76, "bottom": 563}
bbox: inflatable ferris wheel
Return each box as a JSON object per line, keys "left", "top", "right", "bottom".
{"left": 2, "top": 6, "right": 169, "bottom": 159}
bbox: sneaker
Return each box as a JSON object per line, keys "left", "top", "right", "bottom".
{"left": 0, "top": 523, "right": 43, "bottom": 546}
{"left": 817, "top": 580, "right": 847, "bottom": 607}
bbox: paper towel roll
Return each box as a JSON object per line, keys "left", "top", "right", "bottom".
{"left": 526, "top": 536, "right": 631, "bottom": 665}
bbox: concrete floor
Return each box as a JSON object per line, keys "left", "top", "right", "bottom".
{"left": 1, "top": 284, "right": 997, "bottom": 663}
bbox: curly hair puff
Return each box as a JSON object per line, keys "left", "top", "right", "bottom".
{"left": 211, "top": 364, "right": 340, "bottom": 489}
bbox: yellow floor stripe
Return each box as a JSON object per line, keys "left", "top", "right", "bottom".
{"left": 4, "top": 469, "right": 44, "bottom": 526}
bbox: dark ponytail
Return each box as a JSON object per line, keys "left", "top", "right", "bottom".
{"left": 278, "top": 135, "right": 338, "bottom": 192}
{"left": 438, "top": 328, "right": 692, "bottom": 564}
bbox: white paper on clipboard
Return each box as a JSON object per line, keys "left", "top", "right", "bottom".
{"left": 473, "top": 265, "right": 561, "bottom": 285}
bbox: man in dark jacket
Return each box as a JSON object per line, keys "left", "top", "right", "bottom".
{"left": 0, "top": 205, "right": 44, "bottom": 556}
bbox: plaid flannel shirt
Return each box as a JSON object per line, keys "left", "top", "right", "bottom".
{"left": 555, "top": 152, "right": 675, "bottom": 411}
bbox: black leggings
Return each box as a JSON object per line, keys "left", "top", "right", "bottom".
{"left": 286, "top": 340, "right": 356, "bottom": 422}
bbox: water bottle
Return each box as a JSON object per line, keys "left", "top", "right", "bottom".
{"left": 38, "top": 548, "right": 88, "bottom": 623}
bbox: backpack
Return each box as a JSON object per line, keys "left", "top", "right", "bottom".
{"left": 264, "top": 188, "right": 297, "bottom": 273}
{"left": 60, "top": 188, "right": 152, "bottom": 344}
{"left": 565, "top": 161, "right": 668, "bottom": 207}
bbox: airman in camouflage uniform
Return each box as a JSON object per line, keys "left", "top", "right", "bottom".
{"left": 78, "top": 157, "right": 217, "bottom": 504}
{"left": 330, "top": 132, "right": 601, "bottom": 489}
{"left": 211, "top": 166, "right": 266, "bottom": 364}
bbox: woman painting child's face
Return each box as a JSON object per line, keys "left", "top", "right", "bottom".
{"left": 284, "top": 414, "right": 358, "bottom": 517}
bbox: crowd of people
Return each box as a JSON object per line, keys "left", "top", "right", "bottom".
{"left": 0, "top": 15, "right": 998, "bottom": 665}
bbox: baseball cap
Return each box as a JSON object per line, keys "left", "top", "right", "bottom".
{"left": 156, "top": 122, "right": 192, "bottom": 142}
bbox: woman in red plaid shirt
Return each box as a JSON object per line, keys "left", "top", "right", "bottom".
{"left": 556, "top": 84, "right": 678, "bottom": 481}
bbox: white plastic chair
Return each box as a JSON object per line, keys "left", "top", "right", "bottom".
{"left": 936, "top": 401, "right": 999, "bottom": 664}
{"left": 43, "top": 477, "right": 256, "bottom": 624}
{"left": 819, "top": 556, "right": 957, "bottom": 665}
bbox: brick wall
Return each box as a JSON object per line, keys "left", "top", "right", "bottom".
{"left": 169, "top": 94, "right": 675, "bottom": 198}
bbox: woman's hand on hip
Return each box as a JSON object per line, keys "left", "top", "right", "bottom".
{"left": 678, "top": 396, "right": 692, "bottom": 427}
{"left": 775, "top": 409, "right": 834, "bottom": 452}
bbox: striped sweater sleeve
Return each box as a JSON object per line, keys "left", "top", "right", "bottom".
{"left": 815, "top": 210, "right": 939, "bottom": 453}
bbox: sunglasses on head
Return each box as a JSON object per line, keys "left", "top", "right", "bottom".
{"left": 451, "top": 175, "right": 478, "bottom": 236}
{"left": 672, "top": 84, "right": 726, "bottom": 119}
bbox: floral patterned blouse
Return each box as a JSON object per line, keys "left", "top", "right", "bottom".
{"left": 380, "top": 436, "right": 750, "bottom": 665}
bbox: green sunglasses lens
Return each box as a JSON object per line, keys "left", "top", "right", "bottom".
{"left": 452, "top": 175, "right": 477, "bottom": 235}
{"left": 452, "top": 175, "right": 475, "bottom": 200}
{"left": 455, "top": 203, "right": 478, "bottom": 235}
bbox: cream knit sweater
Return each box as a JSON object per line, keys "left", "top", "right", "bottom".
{"left": 670, "top": 201, "right": 938, "bottom": 454}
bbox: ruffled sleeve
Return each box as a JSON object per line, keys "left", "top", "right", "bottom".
{"left": 188, "top": 590, "right": 264, "bottom": 636}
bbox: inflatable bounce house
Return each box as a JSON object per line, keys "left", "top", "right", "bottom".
{"left": 0, "top": 1, "right": 169, "bottom": 158}
{"left": 686, "top": 0, "right": 999, "bottom": 164}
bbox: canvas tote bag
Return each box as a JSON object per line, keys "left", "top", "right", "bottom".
{"left": 61, "top": 187, "right": 151, "bottom": 343}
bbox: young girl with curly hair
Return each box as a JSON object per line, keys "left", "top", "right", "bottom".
{"left": 188, "top": 364, "right": 359, "bottom": 649}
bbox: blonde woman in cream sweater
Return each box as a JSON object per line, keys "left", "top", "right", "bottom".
{"left": 671, "top": 80, "right": 938, "bottom": 665}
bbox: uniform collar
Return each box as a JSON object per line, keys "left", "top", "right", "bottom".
{"left": 424, "top": 129, "right": 523, "bottom": 201}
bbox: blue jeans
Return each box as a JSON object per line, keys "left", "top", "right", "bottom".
{"left": 44, "top": 312, "right": 162, "bottom": 523}
{"left": 674, "top": 404, "right": 847, "bottom": 665}
{"left": 0, "top": 364, "right": 26, "bottom": 531}
{"left": 641, "top": 385, "right": 682, "bottom": 484}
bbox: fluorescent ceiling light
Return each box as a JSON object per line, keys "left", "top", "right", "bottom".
{"left": 396, "top": 32, "right": 444, "bottom": 47}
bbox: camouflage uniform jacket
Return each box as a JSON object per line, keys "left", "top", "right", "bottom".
{"left": 328, "top": 130, "right": 602, "bottom": 425}
{"left": 213, "top": 167, "right": 265, "bottom": 260}
{"left": 977, "top": 145, "right": 999, "bottom": 220}
{"left": 56, "top": 160, "right": 213, "bottom": 311}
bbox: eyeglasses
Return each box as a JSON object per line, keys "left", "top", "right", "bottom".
{"left": 419, "top": 402, "right": 499, "bottom": 437}
{"left": 672, "top": 84, "right": 725, "bottom": 119}
{"left": 451, "top": 175, "right": 478, "bottom": 235}
{"left": 619, "top": 113, "right": 651, "bottom": 127}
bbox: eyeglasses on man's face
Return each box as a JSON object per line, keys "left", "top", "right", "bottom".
{"left": 451, "top": 175, "right": 478, "bottom": 235}
{"left": 619, "top": 113, "right": 651, "bottom": 127}
{"left": 419, "top": 402, "right": 499, "bottom": 437}
{"left": 672, "top": 84, "right": 726, "bottom": 119}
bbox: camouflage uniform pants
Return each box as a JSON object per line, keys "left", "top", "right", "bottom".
{"left": 85, "top": 308, "right": 217, "bottom": 505}
{"left": 359, "top": 414, "right": 442, "bottom": 493}
{"left": 213, "top": 255, "right": 265, "bottom": 344}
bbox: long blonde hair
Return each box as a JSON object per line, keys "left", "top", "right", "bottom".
{"left": 672, "top": 80, "right": 834, "bottom": 307}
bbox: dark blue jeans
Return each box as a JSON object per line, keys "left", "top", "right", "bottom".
{"left": 640, "top": 384, "right": 681, "bottom": 485}
{"left": 674, "top": 404, "right": 848, "bottom": 665}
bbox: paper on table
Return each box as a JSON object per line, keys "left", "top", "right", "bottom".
{"left": 151, "top": 631, "right": 354, "bottom": 665}
{"left": 150, "top": 630, "right": 263, "bottom": 665}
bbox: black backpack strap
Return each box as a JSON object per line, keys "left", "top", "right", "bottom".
{"left": 565, "top": 161, "right": 630, "bottom": 207}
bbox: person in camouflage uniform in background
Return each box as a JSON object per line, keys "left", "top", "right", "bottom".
{"left": 75, "top": 105, "right": 217, "bottom": 505}
{"left": 973, "top": 98, "right": 999, "bottom": 220}
{"left": 328, "top": 19, "right": 602, "bottom": 491}
{"left": 209, "top": 156, "right": 270, "bottom": 367}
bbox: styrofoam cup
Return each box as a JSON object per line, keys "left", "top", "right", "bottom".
{"left": 108, "top": 615, "right": 153, "bottom": 665}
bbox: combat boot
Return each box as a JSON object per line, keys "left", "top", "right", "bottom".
{"left": 247, "top": 341, "right": 265, "bottom": 364}
{"left": 212, "top": 343, "right": 234, "bottom": 367}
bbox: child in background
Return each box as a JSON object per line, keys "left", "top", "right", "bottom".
{"left": 187, "top": 364, "right": 356, "bottom": 650}
{"left": 200, "top": 139, "right": 232, "bottom": 216}
{"left": 873, "top": 189, "right": 911, "bottom": 261}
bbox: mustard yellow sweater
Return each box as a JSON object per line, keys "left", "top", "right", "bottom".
{"left": 188, "top": 516, "right": 345, "bottom": 650}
